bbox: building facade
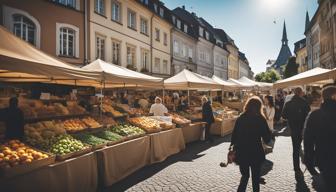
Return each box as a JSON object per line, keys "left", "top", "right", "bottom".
{"left": 213, "top": 44, "right": 228, "bottom": 79}
{"left": 88, "top": 0, "right": 171, "bottom": 77}
{"left": 238, "top": 51, "right": 249, "bottom": 78}
{"left": 170, "top": 12, "right": 197, "bottom": 74}
{"left": 294, "top": 38, "right": 308, "bottom": 73}
{"left": 0, "top": 0, "right": 86, "bottom": 65}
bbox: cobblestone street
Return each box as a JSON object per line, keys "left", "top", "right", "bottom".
{"left": 106, "top": 126, "right": 327, "bottom": 192}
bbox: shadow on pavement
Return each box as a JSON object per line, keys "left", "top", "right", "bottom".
{"left": 261, "top": 159, "right": 273, "bottom": 177}
{"left": 104, "top": 135, "right": 232, "bottom": 192}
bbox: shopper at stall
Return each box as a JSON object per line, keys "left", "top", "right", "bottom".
{"left": 121, "top": 93, "right": 129, "bottom": 104}
{"left": 230, "top": 96, "right": 271, "bottom": 192}
{"left": 0, "top": 97, "right": 25, "bottom": 140}
{"left": 138, "top": 98, "right": 149, "bottom": 110}
{"left": 201, "top": 96, "right": 214, "bottom": 143}
{"left": 149, "top": 97, "right": 168, "bottom": 116}
{"left": 177, "top": 95, "right": 188, "bottom": 111}
{"left": 264, "top": 96, "right": 275, "bottom": 133}
{"left": 282, "top": 87, "right": 310, "bottom": 179}
{"left": 304, "top": 86, "right": 336, "bottom": 192}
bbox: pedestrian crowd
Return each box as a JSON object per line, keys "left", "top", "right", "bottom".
{"left": 228, "top": 85, "right": 336, "bottom": 192}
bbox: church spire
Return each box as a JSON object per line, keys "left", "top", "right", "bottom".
{"left": 282, "top": 21, "right": 288, "bottom": 46}
{"left": 305, "top": 11, "right": 310, "bottom": 32}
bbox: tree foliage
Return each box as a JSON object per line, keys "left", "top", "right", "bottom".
{"left": 284, "top": 56, "right": 299, "bottom": 78}
{"left": 255, "top": 69, "right": 281, "bottom": 83}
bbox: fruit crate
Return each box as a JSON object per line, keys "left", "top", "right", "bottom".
{"left": 123, "top": 133, "right": 146, "bottom": 142}
{"left": 90, "top": 142, "right": 107, "bottom": 150}
{"left": 56, "top": 145, "right": 92, "bottom": 161}
{"left": 0, "top": 149, "right": 55, "bottom": 179}
{"left": 106, "top": 139, "right": 124, "bottom": 146}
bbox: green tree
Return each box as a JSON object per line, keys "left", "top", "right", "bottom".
{"left": 284, "top": 56, "right": 299, "bottom": 78}
{"left": 255, "top": 69, "right": 281, "bottom": 83}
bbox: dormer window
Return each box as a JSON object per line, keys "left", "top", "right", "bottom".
{"left": 172, "top": 15, "right": 176, "bottom": 24}
{"left": 184, "top": 25, "right": 188, "bottom": 33}
{"left": 154, "top": 3, "right": 158, "bottom": 13}
{"left": 205, "top": 31, "right": 209, "bottom": 40}
{"left": 159, "top": 8, "right": 164, "bottom": 17}
{"left": 199, "top": 27, "right": 204, "bottom": 37}
{"left": 177, "top": 19, "right": 181, "bottom": 29}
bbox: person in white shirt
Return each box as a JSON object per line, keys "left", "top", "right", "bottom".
{"left": 264, "top": 95, "right": 275, "bottom": 132}
{"left": 149, "top": 97, "right": 168, "bottom": 116}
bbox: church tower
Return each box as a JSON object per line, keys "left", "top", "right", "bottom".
{"left": 273, "top": 20, "right": 292, "bottom": 74}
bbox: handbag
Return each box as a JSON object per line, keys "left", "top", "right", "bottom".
{"left": 220, "top": 145, "right": 236, "bottom": 167}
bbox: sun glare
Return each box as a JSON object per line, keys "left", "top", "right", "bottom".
{"left": 259, "top": 0, "right": 291, "bottom": 14}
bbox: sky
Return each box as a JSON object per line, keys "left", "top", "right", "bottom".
{"left": 161, "top": 0, "right": 318, "bottom": 75}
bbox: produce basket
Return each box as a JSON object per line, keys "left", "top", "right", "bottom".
{"left": 0, "top": 149, "right": 55, "bottom": 179}
{"left": 106, "top": 139, "right": 125, "bottom": 146}
{"left": 56, "top": 146, "right": 92, "bottom": 161}
{"left": 90, "top": 143, "right": 106, "bottom": 150}
{"left": 123, "top": 133, "right": 146, "bottom": 141}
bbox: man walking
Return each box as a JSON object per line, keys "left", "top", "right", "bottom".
{"left": 304, "top": 86, "right": 336, "bottom": 192}
{"left": 202, "top": 96, "right": 215, "bottom": 143}
{"left": 282, "top": 87, "right": 310, "bottom": 179}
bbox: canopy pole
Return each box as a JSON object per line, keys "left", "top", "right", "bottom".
{"left": 162, "top": 88, "right": 165, "bottom": 104}
{"left": 187, "top": 88, "right": 190, "bottom": 106}
{"left": 100, "top": 81, "right": 103, "bottom": 119}
{"left": 221, "top": 89, "right": 224, "bottom": 104}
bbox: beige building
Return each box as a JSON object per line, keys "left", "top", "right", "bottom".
{"left": 294, "top": 38, "right": 308, "bottom": 73}
{"left": 0, "top": 0, "right": 86, "bottom": 65}
{"left": 88, "top": 0, "right": 171, "bottom": 77}
{"left": 227, "top": 43, "right": 239, "bottom": 79}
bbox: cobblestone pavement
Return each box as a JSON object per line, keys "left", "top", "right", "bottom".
{"left": 106, "top": 126, "right": 326, "bottom": 192}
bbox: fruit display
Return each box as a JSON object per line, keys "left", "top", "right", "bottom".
{"left": 214, "top": 106, "right": 239, "bottom": 120}
{"left": 169, "top": 113, "right": 191, "bottom": 125}
{"left": 66, "top": 101, "right": 87, "bottom": 115}
{"left": 95, "top": 116, "right": 117, "bottom": 127}
{"left": 110, "top": 124, "right": 145, "bottom": 137}
{"left": 25, "top": 121, "right": 66, "bottom": 146}
{"left": 81, "top": 117, "right": 101, "bottom": 129}
{"left": 102, "top": 104, "right": 124, "bottom": 117}
{"left": 48, "top": 135, "right": 86, "bottom": 156}
{"left": 128, "top": 117, "right": 161, "bottom": 133}
{"left": 212, "top": 102, "right": 224, "bottom": 110}
{"left": 116, "top": 104, "right": 144, "bottom": 116}
{"left": 73, "top": 133, "right": 108, "bottom": 147}
{"left": 0, "top": 140, "right": 49, "bottom": 169}
{"left": 63, "top": 118, "right": 87, "bottom": 132}
{"left": 94, "top": 130, "right": 123, "bottom": 142}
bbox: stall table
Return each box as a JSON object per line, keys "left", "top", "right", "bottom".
{"left": 150, "top": 128, "right": 185, "bottom": 164}
{"left": 96, "top": 136, "right": 150, "bottom": 186}
{"left": 181, "top": 122, "right": 205, "bottom": 143}
{"left": 211, "top": 117, "right": 237, "bottom": 137}
{"left": 0, "top": 152, "right": 98, "bottom": 192}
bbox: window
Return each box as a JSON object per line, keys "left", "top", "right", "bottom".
{"left": 53, "top": 0, "right": 76, "bottom": 8}
{"left": 13, "top": 14, "right": 36, "bottom": 46}
{"left": 111, "top": 1, "right": 121, "bottom": 22}
{"left": 59, "top": 27, "right": 75, "bottom": 57}
{"left": 184, "top": 25, "right": 188, "bottom": 33}
{"left": 154, "top": 3, "right": 158, "bottom": 13}
{"left": 205, "top": 31, "right": 209, "bottom": 40}
{"left": 159, "top": 8, "right": 164, "bottom": 17}
{"left": 172, "top": 15, "right": 176, "bottom": 24}
{"left": 199, "top": 27, "right": 204, "bottom": 37}
{"left": 163, "top": 60, "right": 168, "bottom": 74}
{"left": 188, "top": 47, "right": 193, "bottom": 58}
{"left": 96, "top": 35, "right": 105, "bottom": 60}
{"left": 163, "top": 32, "right": 167, "bottom": 46}
{"left": 177, "top": 19, "right": 181, "bottom": 29}
{"left": 112, "top": 39, "right": 121, "bottom": 65}
{"left": 95, "top": 0, "right": 105, "bottom": 15}
{"left": 154, "top": 58, "right": 160, "bottom": 73}
{"left": 141, "top": 49, "right": 149, "bottom": 70}
{"left": 126, "top": 44, "right": 136, "bottom": 66}
{"left": 127, "top": 9, "right": 136, "bottom": 29}
{"left": 140, "top": 0, "right": 148, "bottom": 5}
{"left": 173, "top": 40, "right": 179, "bottom": 54}
{"left": 155, "top": 28, "right": 160, "bottom": 41}
{"left": 140, "top": 17, "right": 148, "bottom": 35}
{"left": 181, "top": 44, "right": 187, "bottom": 57}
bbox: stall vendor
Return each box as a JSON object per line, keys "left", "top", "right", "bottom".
{"left": 0, "top": 97, "right": 24, "bottom": 140}
{"left": 149, "top": 97, "right": 168, "bottom": 116}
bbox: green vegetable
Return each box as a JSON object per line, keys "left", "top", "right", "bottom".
{"left": 73, "top": 133, "right": 108, "bottom": 146}
{"left": 48, "top": 135, "right": 85, "bottom": 155}
{"left": 94, "top": 130, "right": 123, "bottom": 142}
{"left": 110, "top": 124, "right": 145, "bottom": 136}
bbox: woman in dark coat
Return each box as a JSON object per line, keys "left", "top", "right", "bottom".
{"left": 202, "top": 96, "right": 215, "bottom": 142}
{"left": 230, "top": 96, "right": 271, "bottom": 192}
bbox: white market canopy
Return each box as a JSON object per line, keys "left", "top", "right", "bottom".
{"left": 0, "top": 26, "right": 100, "bottom": 82}
{"left": 82, "top": 59, "right": 163, "bottom": 87}
{"left": 212, "top": 75, "right": 239, "bottom": 90}
{"left": 164, "top": 69, "right": 222, "bottom": 90}
{"left": 227, "top": 78, "right": 254, "bottom": 89}
{"left": 273, "top": 67, "right": 334, "bottom": 89}
{"left": 238, "top": 76, "right": 273, "bottom": 90}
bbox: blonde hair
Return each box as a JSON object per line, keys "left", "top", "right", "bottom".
{"left": 243, "top": 96, "right": 266, "bottom": 118}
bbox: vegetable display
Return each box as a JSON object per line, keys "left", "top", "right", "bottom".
{"left": 111, "top": 124, "right": 145, "bottom": 136}
{"left": 73, "top": 133, "right": 108, "bottom": 146}
{"left": 94, "top": 130, "right": 123, "bottom": 142}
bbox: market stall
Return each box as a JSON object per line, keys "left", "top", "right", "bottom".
{"left": 238, "top": 76, "right": 273, "bottom": 91}
{"left": 180, "top": 122, "right": 205, "bottom": 143}
{"left": 211, "top": 102, "right": 239, "bottom": 137}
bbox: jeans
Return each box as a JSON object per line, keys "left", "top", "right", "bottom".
{"left": 322, "top": 171, "right": 336, "bottom": 192}
{"left": 238, "top": 163, "right": 261, "bottom": 192}
{"left": 205, "top": 123, "right": 213, "bottom": 141}
{"left": 291, "top": 134, "right": 302, "bottom": 171}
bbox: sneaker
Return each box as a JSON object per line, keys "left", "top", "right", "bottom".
{"left": 259, "top": 177, "right": 266, "bottom": 185}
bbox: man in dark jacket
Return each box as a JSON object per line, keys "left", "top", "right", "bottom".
{"left": 202, "top": 96, "right": 214, "bottom": 142}
{"left": 0, "top": 97, "right": 25, "bottom": 140}
{"left": 282, "top": 87, "right": 310, "bottom": 179}
{"left": 304, "top": 86, "right": 336, "bottom": 192}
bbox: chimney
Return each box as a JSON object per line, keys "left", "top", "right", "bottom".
{"left": 182, "top": 5, "right": 185, "bottom": 10}
{"left": 191, "top": 12, "right": 196, "bottom": 17}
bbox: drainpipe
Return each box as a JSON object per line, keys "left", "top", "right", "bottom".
{"left": 170, "top": 26, "right": 173, "bottom": 76}
{"left": 150, "top": 14, "right": 154, "bottom": 74}
{"left": 84, "top": 0, "right": 88, "bottom": 64}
